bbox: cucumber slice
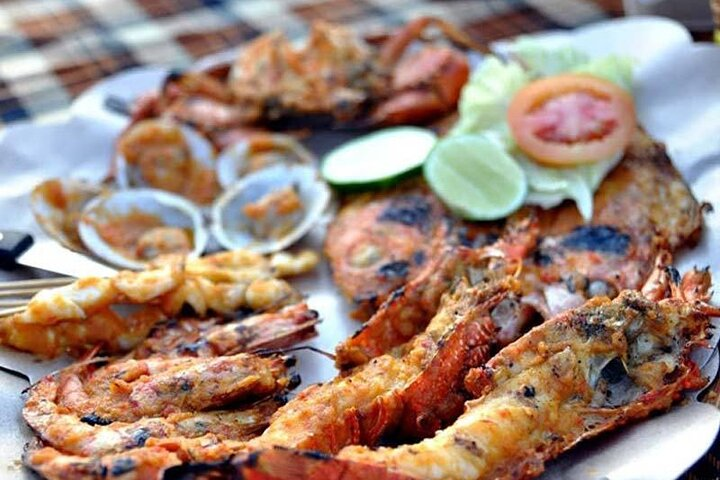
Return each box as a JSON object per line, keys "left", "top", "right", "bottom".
{"left": 322, "top": 127, "right": 437, "bottom": 191}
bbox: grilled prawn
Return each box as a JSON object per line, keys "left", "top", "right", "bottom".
{"left": 334, "top": 131, "right": 703, "bottom": 369}
{"left": 194, "top": 265, "right": 718, "bottom": 480}
{"left": 251, "top": 275, "right": 517, "bottom": 453}
{"left": 22, "top": 306, "right": 308, "bottom": 480}
{"left": 23, "top": 353, "right": 294, "bottom": 479}
{"left": 131, "top": 302, "right": 319, "bottom": 359}
{"left": 335, "top": 215, "right": 537, "bottom": 369}
{"left": 24, "top": 354, "right": 293, "bottom": 455}
{"left": 324, "top": 182, "right": 452, "bottom": 320}
{"left": 0, "top": 249, "right": 317, "bottom": 358}
{"left": 325, "top": 181, "right": 505, "bottom": 321}
{"left": 24, "top": 273, "right": 514, "bottom": 480}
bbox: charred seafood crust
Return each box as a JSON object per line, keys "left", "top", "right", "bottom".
{"left": 225, "top": 278, "right": 714, "bottom": 480}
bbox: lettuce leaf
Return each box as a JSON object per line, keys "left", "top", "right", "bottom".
{"left": 451, "top": 57, "right": 529, "bottom": 147}
{"left": 448, "top": 43, "right": 634, "bottom": 221}
{"left": 511, "top": 37, "right": 590, "bottom": 77}
{"left": 573, "top": 55, "right": 634, "bottom": 91}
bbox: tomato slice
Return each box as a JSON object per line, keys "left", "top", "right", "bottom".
{"left": 507, "top": 74, "right": 636, "bottom": 166}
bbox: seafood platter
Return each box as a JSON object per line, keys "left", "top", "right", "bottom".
{"left": 0, "top": 14, "right": 720, "bottom": 480}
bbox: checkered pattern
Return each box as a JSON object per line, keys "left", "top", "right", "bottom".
{"left": 0, "top": 0, "right": 623, "bottom": 125}
{"left": 1, "top": 0, "right": 718, "bottom": 476}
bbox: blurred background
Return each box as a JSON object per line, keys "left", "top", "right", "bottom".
{"left": 0, "top": 0, "right": 715, "bottom": 127}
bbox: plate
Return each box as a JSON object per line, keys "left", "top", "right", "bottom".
{"left": 0, "top": 16, "right": 719, "bottom": 480}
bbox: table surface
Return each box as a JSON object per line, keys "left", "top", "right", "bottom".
{"left": 0, "top": 0, "right": 717, "bottom": 478}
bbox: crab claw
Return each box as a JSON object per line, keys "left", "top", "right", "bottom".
{"left": 371, "top": 47, "right": 469, "bottom": 125}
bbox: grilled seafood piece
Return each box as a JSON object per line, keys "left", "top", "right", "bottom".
{"left": 115, "top": 119, "right": 220, "bottom": 205}
{"left": 0, "top": 249, "right": 317, "bottom": 357}
{"left": 335, "top": 215, "right": 537, "bottom": 369}
{"left": 131, "top": 302, "right": 319, "bottom": 359}
{"left": 22, "top": 300, "right": 318, "bottom": 479}
{"left": 334, "top": 131, "right": 703, "bottom": 369}
{"left": 31, "top": 178, "right": 105, "bottom": 252}
{"left": 23, "top": 352, "right": 296, "bottom": 479}
{"left": 325, "top": 182, "right": 452, "bottom": 320}
{"left": 250, "top": 275, "right": 517, "bottom": 453}
{"left": 518, "top": 132, "right": 703, "bottom": 320}
{"left": 24, "top": 354, "right": 292, "bottom": 455}
{"left": 199, "top": 266, "right": 718, "bottom": 480}
{"left": 133, "top": 18, "right": 483, "bottom": 138}
{"left": 25, "top": 274, "right": 516, "bottom": 479}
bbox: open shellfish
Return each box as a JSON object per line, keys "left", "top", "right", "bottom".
{"left": 78, "top": 188, "right": 208, "bottom": 270}
{"left": 211, "top": 164, "right": 331, "bottom": 254}
{"left": 215, "top": 134, "right": 315, "bottom": 189}
{"left": 30, "top": 178, "right": 106, "bottom": 252}
{"left": 115, "top": 119, "right": 221, "bottom": 205}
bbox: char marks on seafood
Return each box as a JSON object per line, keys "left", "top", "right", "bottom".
{"left": 325, "top": 182, "right": 453, "bottom": 320}
{"left": 22, "top": 303, "right": 317, "bottom": 479}
{"left": 179, "top": 266, "right": 718, "bottom": 480}
{"left": 252, "top": 275, "right": 517, "bottom": 453}
{"left": 332, "top": 131, "right": 704, "bottom": 369}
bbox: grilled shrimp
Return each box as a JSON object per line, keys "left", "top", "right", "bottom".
{"left": 325, "top": 182, "right": 452, "bottom": 320}
{"left": 325, "top": 181, "right": 504, "bottom": 322}
{"left": 131, "top": 303, "right": 319, "bottom": 359}
{"left": 23, "top": 351, "right": 298, "bottom": 478}
{"left": 0, "top": 249, "right": 317, "bottom": 358}
{"left": 202, "top": 266, "right": 718, "bottom": 480}
{"left": 335, "top": 215, "right": 537, "bottom": 369}
{"left": 333, "top": 131, "right": 703, "bottom": 370}
{"left": 250, "top": 274, "right": 518, "bottom": 453}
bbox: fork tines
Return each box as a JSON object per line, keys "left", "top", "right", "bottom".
{"left": 0, "top": 276, "right": 74, "bottom": 317}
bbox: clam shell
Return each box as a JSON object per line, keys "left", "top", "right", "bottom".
{"left": 211, "top": 164, "right": 330, "bottom": 254}
{"left": 115, "top": 119, "right": 218, "bottom": 205}
{"left": 215, "top": 134, "right": 315, "bottom": 189}
{"left": 30, "top": 178, "right": 105, "bottom": 252}
{"left": 78, "top": 189, "right": 208, "bottom": 270}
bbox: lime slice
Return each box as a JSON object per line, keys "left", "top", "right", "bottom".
{"left": 424, "top": 134, "right": 528, "bottom": 220}
{"left": 322, "top": 127, "right": 437, "bottom": 192}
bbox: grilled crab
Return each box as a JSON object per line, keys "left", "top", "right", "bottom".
{"left": 132, "top": 17, "right": 484, "bottom": 146}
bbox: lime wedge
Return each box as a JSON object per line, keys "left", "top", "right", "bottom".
{"left": 322, "top": 127, "right": 437, "bottom": 192}
{"left": 424, "top": 134, "right": 527, "bottom": 220}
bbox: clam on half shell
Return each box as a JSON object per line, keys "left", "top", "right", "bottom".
{"left": 215, "top": 133, "right": 316, "bottom": 189}
{"left": 30, "top": 178, "right": 105, "bottom": 252}
{"left": 211, "top": 164, "right": 331, "bottom": 254}
{"left": 78, "top": 189, "right": 208, "bottom": 270}
{"left": 114, "top": 119, "right": 220, "bottom": 206}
